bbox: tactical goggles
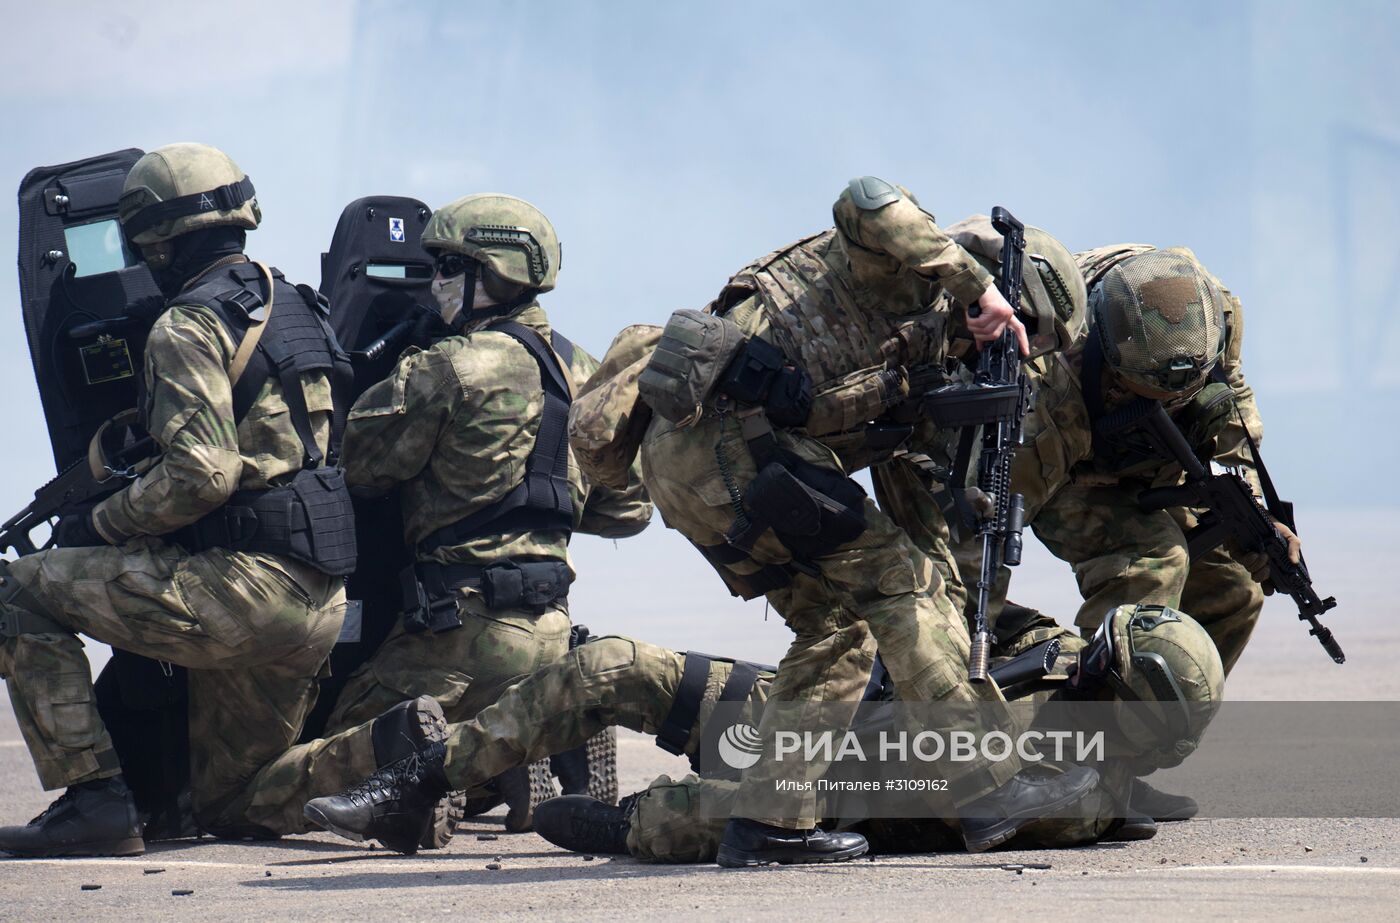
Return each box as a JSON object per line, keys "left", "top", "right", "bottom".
{"left": 432, "top": 251, "right": 479, "bottom": 279}
{"left": 1072, "top": 607, "right": 1191, "bottom": 744}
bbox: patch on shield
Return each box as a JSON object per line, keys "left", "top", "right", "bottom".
{"left": 389, "top": 217, "right": 406, "bottom": 242}
{"left": 79, "top": 338, "right": 135, "bottom": 384}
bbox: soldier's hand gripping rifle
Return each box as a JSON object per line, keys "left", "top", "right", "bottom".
{"left": 0, "top": 411, "right": 156, "bottom": 557}
{"left": 921, "top": 207, "right": 1032, "bottom": 682}
{"left": 1133, "top": 401, "right": 1343, "bottom": 664}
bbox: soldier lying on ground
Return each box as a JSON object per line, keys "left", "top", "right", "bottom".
{"left": 301, "top": 601, "right": 1221, "bottom": 861}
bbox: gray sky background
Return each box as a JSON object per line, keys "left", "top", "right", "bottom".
{"left": 0, "top": 0, "right": 1395, "bottom": 669}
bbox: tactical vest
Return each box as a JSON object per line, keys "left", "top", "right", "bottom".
{"left": 418, "top": 321, "right": 577, "bottom": 553}
{"left": 397, "top": 321, "right": 578, "bottom": 631}
{"left": 713, "top": 229, "right": 945, "bottom": 391}
{"left": 166, "top": 261, "right": 358, "bottom": 575}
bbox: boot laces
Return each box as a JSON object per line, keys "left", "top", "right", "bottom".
{"left": 27, "top": 787, "right": 79, "bottom": 826}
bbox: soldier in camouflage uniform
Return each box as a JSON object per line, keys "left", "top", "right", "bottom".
{"left": 1011, "top": 246, "right": 1275, "bottom": 674}
{"left": 887, "top": 242, "right": 1281, "bottom": 822}
{"left": 631, "top": 178, "right": 1100, "bottom": 864}
{"left": 307, "top": 194, "right": 650, "bottom": 835}
{"left": 302, "top": 601, "right": 1222, "bottom": 861}
{"left": 0, "top": 143, "right": 368, "bottom": 856}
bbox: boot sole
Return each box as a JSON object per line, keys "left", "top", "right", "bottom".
{"left": 303, "top": 804, "right": 366, "bottom": 844}
{"left": 1, "top": 836, "right": 145, "bottom": 858}
{"left": 716, "top": 840, "right": 869, "bottom": 868}
{"left": 962, "top": 775, "right": 1099, "bottom": 854}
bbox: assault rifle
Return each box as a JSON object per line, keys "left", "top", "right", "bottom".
{"left": 0, "top": 418, "right": 155, "bottom": 557}
{"left": 921, "top": 206, "right": 1032, "bottom": 682}
{"left": 1134, "top": 401, "right": 1343, "bottom": 664}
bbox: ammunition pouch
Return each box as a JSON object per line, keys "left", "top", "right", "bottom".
{"left": 173, "top": 467, "right": 356, "bottom": 575}
{"left": 718, "top": 336, "right": 812, "bottom": 427}
{"left": 399, "top": 558, "right": 573, "bottom": 633}
{"left": 638, "top": 309, "right": 813, "bottom": 427}
{"left": 638, "top": 310, "right": 747, "bottom": 423}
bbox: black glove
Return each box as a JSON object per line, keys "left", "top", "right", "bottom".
{"left": 53, "top": 510, "right": 107, "bottom": 548}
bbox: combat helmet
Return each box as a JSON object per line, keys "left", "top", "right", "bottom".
{"left": 118, "top": 143, "right": 260, "bottom": 267}
{"left": 947, "top": 215, "right": 1088, "bottom": 359}
{"left": 1090, "top": 248, "right": 1226, "bottom": 396}
{"left": 421, "top": 193, "right": 561, "bottom": 298}
{"left": 1072, "top": 604, "right": 1224, "bottom": 771}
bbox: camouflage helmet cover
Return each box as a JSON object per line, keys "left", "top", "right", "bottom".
{"left": 1091, "top": 248, "right": 1227, "bottom": 394}
{"left": 1094, "top": 604, "right": 1225, "bottom": 770}
{"left": 946, "top": 214, "right": 1088, "bottom": 358}
{"left": 118, "top": 142, "right": 260, "bottom": 245}
{"left": 421, "top": 193, "right": 561, "bottom": 293}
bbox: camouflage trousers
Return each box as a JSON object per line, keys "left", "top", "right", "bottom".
{"left": 640, "top": 414, "right": 1020, "bottom": 827}
{"left": 221, "top": 590, "right": 572, "bottom": 834}
{"left": 625, "top": 771, "right": 1122, "bottom": 863}
{"left": 1031, "top": 482, "right": 1262, "bottom": 672}
{"left": 435, "top": 634, "right": 783, "bottom": 794}
{"left": 0, "top": 539, "right": 343, "bottom": 834}
{"left": 322, "top": 591, "right": 572, "bottom": 732}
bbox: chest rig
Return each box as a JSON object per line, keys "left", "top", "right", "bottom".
{"left": 400, "top": 321, "right": 579, "bottom": 633}
{"left": 167, "top": 261, "right": 357, "bottom": 575}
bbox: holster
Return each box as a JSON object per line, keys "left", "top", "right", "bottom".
{"left": 728, "top": 454, "right": 867, "bottom": 558}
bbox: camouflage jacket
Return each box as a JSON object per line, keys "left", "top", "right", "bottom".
{"left": 713, "top": 183, "right": 993, "bottom": 471}
{"left": 1011, "top": 245, "right": 1263, "bottom": 520}
{"left": 92, "top": 263, "right": 334, "bottom": 543}
{"left": 342, "top": 302, "right": 651, "bottom": 570}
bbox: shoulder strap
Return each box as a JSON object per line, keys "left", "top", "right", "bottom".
{"left": 417, "top": 321, "right": 576, "bottom": 551}
{"left": 227, "top": 262, "right": 275, "bottom": 387}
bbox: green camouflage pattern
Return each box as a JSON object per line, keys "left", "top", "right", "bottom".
{"left": 910, "top": 246, "right": 1266, "bottom": 671}
{"left": 1091, "top": 249, "right": 1226, "bottom": 395}
{"left": 944, "top": 215, "right": 1088, "bottom": 360}
{"left": 119, "top": 143, "right": 260, "bottom": 245}
{"left": 92, "top": 299, "right": 335, "bottom": 543}
{"left": 421, "top": 194, "right": 561, "bottom": 292}
{"left": 0, "top": 541, "right": 343, "bottom": 831}
{"left": 0, "top": 268, "right": 347, "bottom": 834}
{"left": 568, "top": 324, "right": 663, "bottom": 490}
{"left": 631, "top": 182, "right": 1022, "bottom": 828}
{"left": 342, "top": 302, "right": 652, "bottom": 569}
{"left": 320, "top": 592, "right": 572, "bottom": 733}
{"left": 641, "top": 418, "right": 1020, "bottom": 826}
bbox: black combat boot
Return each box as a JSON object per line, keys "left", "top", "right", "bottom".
{"left": 549, "top": 745, "right": 592, "bottom": 796}
{"left": 369, "top": 696, "right": 455, "bottom": 849}
{"left": 716, "top": 818, "right": 868, "bottom": 868}
{"left": 303, "top": 741, "right": 451, "bottom": 855}
{"left": 0, "top": 775, "right": 144, "bottom": 857}
{"left": 1129, "top": 778, "right": 1198, "bottom": 822}
{"left": 960, "top": 765, "right": 1099, "bottom": 853}
{"left": 1102, "top": 812, "right": 1158, "bottom": 842}
{"left": 533, "top": 794, "right": 639, "bottom": 855}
